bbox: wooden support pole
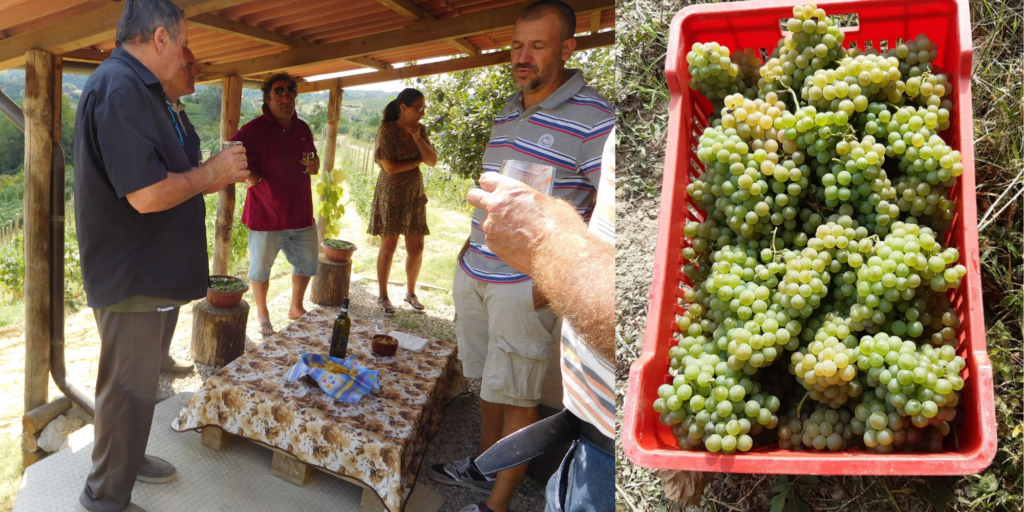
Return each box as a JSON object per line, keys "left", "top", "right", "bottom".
{"left": 23, "top": 49, "right": 56, "bottom": 414}
{"left": 316, "top": 81, "right": 342, "bottom": 246}
{"left": 213, "top": 75, "right": 242, "bottom": 276}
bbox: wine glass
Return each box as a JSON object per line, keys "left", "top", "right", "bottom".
{"left": 300, "top": 151, "right": 317, "bottom": 174}
{"left": 370, "top": 309, "right": 385, "bottom": 335}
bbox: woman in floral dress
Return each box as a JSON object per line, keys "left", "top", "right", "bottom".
{"left": 369, "top": 88, "right": 437, "bottom": 315}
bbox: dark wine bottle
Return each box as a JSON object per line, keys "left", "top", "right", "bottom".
{"left": 329, "top": 297, "right": 351, "bottom": 358}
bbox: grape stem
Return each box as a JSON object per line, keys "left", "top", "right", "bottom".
{"left": 785, "top": 86, "right": 802, "bottom": 109}
{"left": 796, "top": 390, "right": 810, "bottom": 418}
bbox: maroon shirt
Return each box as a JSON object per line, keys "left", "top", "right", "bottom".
{"left": 231, "top": 104, "right": 317, "bottom": 231}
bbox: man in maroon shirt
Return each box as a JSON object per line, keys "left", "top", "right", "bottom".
{"left": 231, "top": 73, "right": 320, "bottom": 335}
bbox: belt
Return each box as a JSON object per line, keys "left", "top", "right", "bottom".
{"left": 474, "top": 409, "right": 613, "bottom": 475}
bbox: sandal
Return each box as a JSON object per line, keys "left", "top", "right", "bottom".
{"left": 378, "top": 297, "right": 395, "bottom": 317}
{"left": 404, "top": 293, "right": 425, "bottom": 311}
{"left": 259, "top": 319, "right": 275, "bottom": 336}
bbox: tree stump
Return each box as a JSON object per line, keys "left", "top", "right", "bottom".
{"left": 310, "top": 256, "right": 351, "bottom": 307}
{"left": 191, "top": 299, "right": 249, "bottom": 366}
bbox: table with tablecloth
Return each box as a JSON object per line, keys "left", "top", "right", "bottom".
{"left": 171, "top": 308, "right": 465, "bottom": 512}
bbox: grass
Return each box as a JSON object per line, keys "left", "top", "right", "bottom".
{"left": 346, "top": 184, "right": 470, "bottom": 292}
{"left": 0, "top": 434, "right": 20, "bottom": 512}
{"left": 0, "top": 300, "right": 20, "bottom": 330}
{"left": 615, "top": 0, "right": 1023, "bottom": 510}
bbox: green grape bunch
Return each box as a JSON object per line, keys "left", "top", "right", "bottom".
{"left": 687, "top": 42, "right": 742, "bottom": 103}
{"left": 759, "top": 4, "right": 847, "bottom": 96}
{"left": 665, "top": 3, "right": 971, "bottom": 456}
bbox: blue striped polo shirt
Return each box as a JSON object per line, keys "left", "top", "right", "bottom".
{"left": 460, "top": 69, "right": 615, "bottom": 283}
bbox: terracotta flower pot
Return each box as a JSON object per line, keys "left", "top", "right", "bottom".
{"left": 322, "top": 241, "right": 357, "bottom": 263}
{"left": 371, "top": 334, "right": 398, "bottom": 357}
{"left": 207, "top": 275, "right": 248, "bottom": 309}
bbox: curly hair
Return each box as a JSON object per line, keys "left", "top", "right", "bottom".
{"left": 261, "top": 72, "right": 299, "bottom": 103}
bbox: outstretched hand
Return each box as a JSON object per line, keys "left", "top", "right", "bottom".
{"left": 466, "top": 172, "right": 581, "bottom": 276}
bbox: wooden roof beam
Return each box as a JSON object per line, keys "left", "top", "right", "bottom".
{"left": 375, "top": 0, "right": 435, "bottom": 22}
{"left": 188, "top": 13, "right": 311, "bottom": 48}
{"left": 0, "top": 0, "right": 258, "bottom": 70}
{"left": 303, "top": 29, "right": 613, "bottom": 91}
{"left": 196, "top": 0, "right": 611, "bottom": 81}
{"left": 446, "top": 37, "right": 479, "bottom": 55}
{"left": 342, "top": 56, "right": 392, "bottom": 71}
{"left": 61, "top": 49, "right": 111, "bottom": 63}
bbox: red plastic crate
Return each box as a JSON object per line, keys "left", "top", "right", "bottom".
{"left": 622, "top": 0, "right": 996, "bottom": 475}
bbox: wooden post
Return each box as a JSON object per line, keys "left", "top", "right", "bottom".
{"left": 316, "top": 80, "right": 342, "bottom": 246}
{"left": 23, "top": 49, "right": 56, "bottom": 414}
{"left": 213, "top": 75, "right": 242, "bottom": 276}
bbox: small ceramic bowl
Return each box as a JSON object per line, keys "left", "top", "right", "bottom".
{"left": 371, "top": 334, "right": 398, "bottom": 356}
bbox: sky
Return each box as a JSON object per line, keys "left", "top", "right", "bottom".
{"left": 305, "top": 56, "right": 452, "bottom": 92}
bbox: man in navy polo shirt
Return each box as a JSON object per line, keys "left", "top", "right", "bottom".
{"left": 73, "top": 1, "right": 248, "bottom": 510}
{"left": 153, "top": 45, "right": 201, "bottom": 388}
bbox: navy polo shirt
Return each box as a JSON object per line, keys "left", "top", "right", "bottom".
{"left": 73, "top": 48, "right": 208, "bottom": 309}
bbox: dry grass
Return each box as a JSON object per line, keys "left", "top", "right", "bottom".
{"left": 615, "top": 0, "right": 1023, "bottom": 510}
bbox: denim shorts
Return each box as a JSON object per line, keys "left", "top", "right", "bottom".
{"left": 247, "top": 226, "right": 319, "bottom": 283}
{"left": 545, "top": 437, "right": 614, "bottom": 512}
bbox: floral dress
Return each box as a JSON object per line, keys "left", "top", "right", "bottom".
{"left": 367, "top": 122, "right": 430, "bottom": 237}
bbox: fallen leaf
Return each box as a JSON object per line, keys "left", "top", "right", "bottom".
{"left": 657, "top": 470, "right": 706, "bottom": 507}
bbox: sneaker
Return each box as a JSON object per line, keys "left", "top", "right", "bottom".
{"left": 136, "top": 455, "right": 176, "bottom": 484}
{"left": 427, "top": 457, "right": 495, "bottom": 493}
{"left": 75, "top": 500, "right": 148, "bottom": 512}
{"left": 161, "top": 355, "right": 194, "bottom": 374}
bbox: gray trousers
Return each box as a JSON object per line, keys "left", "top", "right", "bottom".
{"left": 79, "top": 307, "right": 179, "bottom": 512}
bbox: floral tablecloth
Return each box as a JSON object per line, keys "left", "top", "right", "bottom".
{"left": 171, "top": 308, "right": 465, "bottom": 512}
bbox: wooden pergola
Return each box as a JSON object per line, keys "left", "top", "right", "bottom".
{"left": 2, "top": 0, "right": 614, "bottom": 456}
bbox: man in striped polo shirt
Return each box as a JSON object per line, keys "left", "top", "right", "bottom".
{"left": 426, "top": 2, "right": 613, "bottom": 512}
{"left": 466, "top": 127, "right": 615, "bottom": 512}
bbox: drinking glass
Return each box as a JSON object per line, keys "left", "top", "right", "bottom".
{"left": 370, "top": 309, "right": 385, "bottom": 335}
{"left": 199, "top": 149, "right": 211, "bottom": 164}
{"left": 221, "top": 141, "right": 244, "bottom": 181}
{"left": 300, "top": 151, "right": 317, "bottom": 174}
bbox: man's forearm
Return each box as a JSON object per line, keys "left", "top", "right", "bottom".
{"left": 531, "top": 226, "right": 615, "bottom": 362}
{"left": 127, "top": 166, "right": 214, "bottom": 213}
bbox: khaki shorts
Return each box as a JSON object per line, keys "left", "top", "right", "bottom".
{"left": 454, "top": 265, "right": 559, "bottom": 408}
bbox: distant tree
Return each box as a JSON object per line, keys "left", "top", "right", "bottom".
{"left": 406, "top": 47, "right": 613, "bottom": 181}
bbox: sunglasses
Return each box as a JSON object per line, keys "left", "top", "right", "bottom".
{"left": 273, "top": 85, "right": 298, "bottom": 96}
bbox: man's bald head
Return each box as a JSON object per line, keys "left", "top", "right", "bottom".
{"left": 516, "top": 0, "right": 576, "bottom": 43}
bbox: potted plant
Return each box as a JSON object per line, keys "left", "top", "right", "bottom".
{"left": 207, "top": 275, "right": 248, "bottom": 309}
{"left": 321, "top": 238, "right": 357, "bottom": 263}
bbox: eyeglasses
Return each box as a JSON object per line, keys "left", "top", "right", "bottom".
{"left": 411, "top": 105, "right": 426, "bottom": 113}
{"left": 273, "top": 85, "right": 298, "bottom": 96}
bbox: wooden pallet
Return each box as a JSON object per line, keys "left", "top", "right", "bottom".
{"left": 200, "top": 426, "right": 444, "bottom": 512}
